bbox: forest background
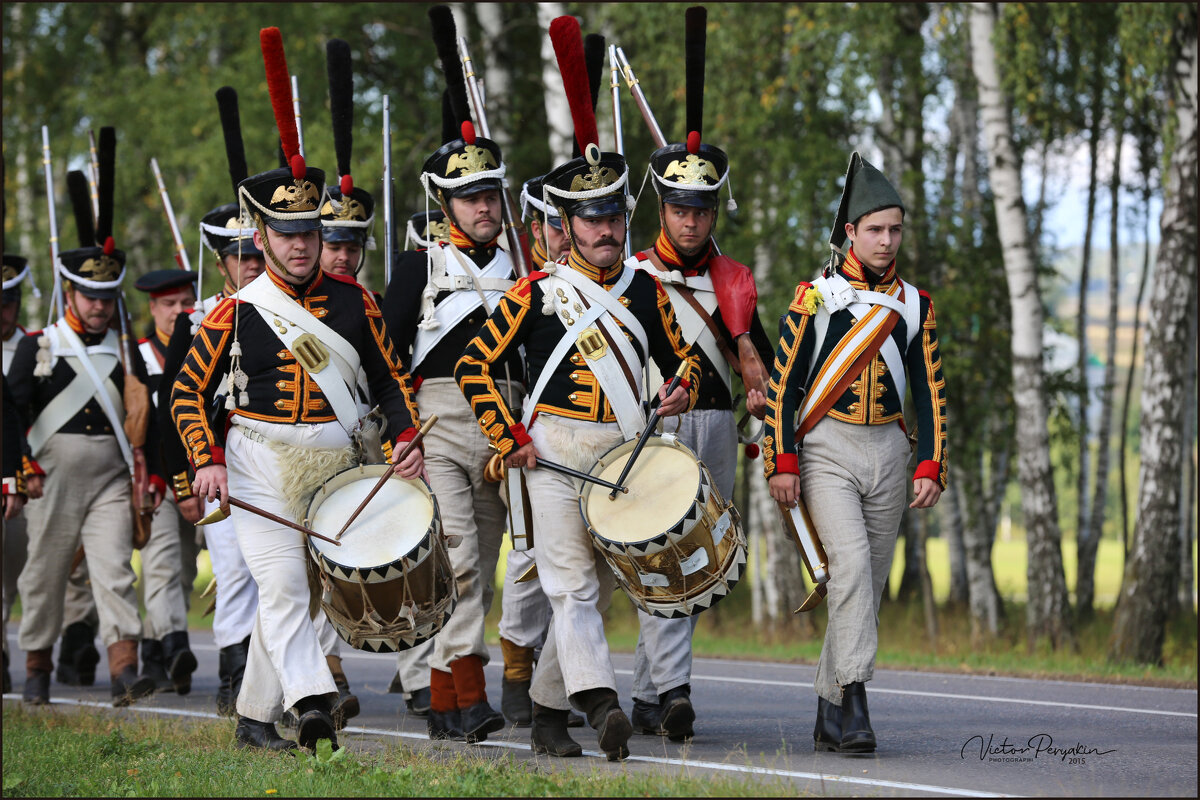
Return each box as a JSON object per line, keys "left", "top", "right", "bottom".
{"left": 2, "top": 2, "right": 1195, "bottom": 673}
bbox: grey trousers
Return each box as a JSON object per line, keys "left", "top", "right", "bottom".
{"left": 18, "top": 434, "right": 144, "bottom": 651}
{"left": 631, "top": 408, "right": 738, "bottom": 701}
{"left": 799, "top": 417, "right": 909, "bottom": 705}
{"left": 498, "top": 546, "right": 551, "bottom": 650}
{"left": 419, "top": 378, "right": 518, "bottom": 674}
{"left": 526, "top": 416, "right": 624, "bottom": 710}
{"left": 393, "top": 638, "right": 433, "bottom": 696}
{"left": 140, "top": 496, "right": 195, "bottom": 639}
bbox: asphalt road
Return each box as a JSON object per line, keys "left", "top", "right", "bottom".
{"left": 5, "top": 628, "right": 1196, "bottom": 797}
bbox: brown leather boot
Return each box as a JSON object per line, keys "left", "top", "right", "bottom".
{"left": 451, "top": 654, "right": 504, "bottom": 743}
{"left": 108, "top": 640, "right": 156, "bottom": 707}
{"left": 23, "top": 649, "right": 53, "bottom": 705}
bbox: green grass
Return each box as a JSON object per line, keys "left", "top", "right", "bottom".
{"left": 1, "top": 705, "right": 796, "bottom": 798}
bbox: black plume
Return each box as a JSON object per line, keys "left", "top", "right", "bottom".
{"left": 326, "top": 39, "right": 354, "bottom": 178}
{"left": 95, "top": 127, "right": 116, "bottom": 245}
{"left": 216, "top": 86, "right": 247, "bottom": 194}
{"left": 67, "top": 170, "right": 96, "bottom": 248}
{"left": 440, "top": 90, "right": 457, "bottom": 145}
{"left": 429, "top": 5, "right": 470, "bottom": 131}
{"left": 685, "top": 6, "right": 707, "bottom": 138}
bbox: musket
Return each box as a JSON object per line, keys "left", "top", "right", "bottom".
{"left": 456, "top": 35, "right": 531, "bottom": 278}
{"left": 291, "top": 74, "right": 305, "bottom": 158}
{"left": 40, "top": 126, "right": 65, "bottom": 324}
{"left": 86, "top": 131, "right": 101, "bottom": 219}
{"left": 608, "top": 44, "right": 632, "bottom": 261}
{"left": 150, "top": 158, "right": 192, "bottom": 270}
{"left": 382, "top": 95, "right": 395, "bottom": 288}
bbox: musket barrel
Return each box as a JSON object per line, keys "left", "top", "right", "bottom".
{"left": 382, "top": 95, "right": 395, "bottom": 288}
{"left": 40, "top": 126, "right": 64, "bottom": 323}
{"left": 87, "top": 131, "right": 101, "bottom": 219}
{"left": 291, "top": 75, "right": 304, "bottom": 158}
{"left": 609, "top": 45, "right": 632, "bottom": 261}
{"left": 150, "top": 158, "right": 192, "bottom": 271}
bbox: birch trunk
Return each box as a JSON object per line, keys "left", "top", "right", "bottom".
{"left": 1119, "top": 192, "right": 1153, "bottom": 559}
{"left": 1078, "top": 119, "right": 1124, "bottom": 620}
{"left": 969, "top": 3, "right": 1072, "bottom": 647}
{"left": 1111, "top": 7, "right": 1198, "bottom": 663}
{"left": 536, "top": 2, "right": 573, "bottom": 165}
{"left": 943, "top": 482, "right": 969, "bottom": 606}
{"left": 472, "top": 3, "right": 513, "bottom": 154}
{"left": 1178, "top": 312, "right": 1196, "bottom": 617}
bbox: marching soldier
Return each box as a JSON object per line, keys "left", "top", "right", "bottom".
{"left": 380, "top": 113, "right": 522, "bottom": 743}
{"left": 763, "top": 153, "right": 947, "bottom": 753}
{"left": 624, "top": 7, "right": 775, "bottom": 742}
{"left": 456, "top": 15, "right": 699, "bottom": 761}
{"left": 172, "top": 27, "right": 423, "bottom": 753}
{"left": 9, "top": 130, "right": 164, "bottom": 707}
{"left": 132, "top": 269, "right": 201, "bottom": 695}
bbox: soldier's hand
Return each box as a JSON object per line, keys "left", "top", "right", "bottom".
{"left": 769, "top": 473, "right": 802, "bottom": 507}
{"left": 746, "top": 388, "right": 768, "bottom": 421}
{"left": 193, "top": 465, "right": 229, "bottom": 513}
{"left": 391, "top": 443, "right": 424, "bottom": 481}
{"left": 910, "top": 477, "right": 942, "bottom": 509}
{"left": 657, "top": 382, "right": 689, "bottom": 417}
{"left": 4, "top": 494, "right": 26, "bottom": 519}
{"left": 25, "top": 475, "right": 43, "bottom": 499}
{"left": 177, "top": 496, "right": 205, "bottom": 524}
{"left": 506, "top": 442, "right": 539, "bottom": 470}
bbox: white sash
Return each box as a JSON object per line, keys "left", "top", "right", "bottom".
{"left": 801, "top": 275, "right": 920, "bottom": 429}
{"left": 411, "top": 245, "right": 515, "bottom": 370}
{"left": 27, "top": 323, "right": 131, "bottom": 469}
{"left": 630, "top": 257, "right": 731, "bottom": 395}
{"left": 235, "top": 273, "right": 365, "bottom": 435}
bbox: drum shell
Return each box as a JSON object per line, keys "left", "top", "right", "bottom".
{"left": 581, "top": 436, "right": 747, "bottom": 618}
{"left": 305, "top": 466, "right": 457, "bottom": 652}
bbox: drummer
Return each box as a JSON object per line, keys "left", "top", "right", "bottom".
{"left": 171, "top": 56, "right": 423, "bottom": 751}
{"left": 455, "top": 129, "right": 699, "bottom": 758}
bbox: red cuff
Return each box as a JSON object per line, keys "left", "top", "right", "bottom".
{"left": 412, "top": 375, "right": 424, "bottom": 393}
{"left": 149, "top": 475, "right": 167, "bottom": 496}
{"left": 913, "top": 460, "right": 941, "bottom": 483}
{"left": 396, "top": 427, "right": 418, "bottom": 444}
{"left": 679, "top": 378, "right": 692, "bottom": 390}
{"left": 774, "top": 453, "right": 799, "bottom": 475}
{"left": 28, "top": 459, "right": 45, "bottom": 477}
{"left": 509, "top": 422, "right": 533, "bottom": 448}
{"left": 191, "top": 447, "right": 226, "bottom": 470}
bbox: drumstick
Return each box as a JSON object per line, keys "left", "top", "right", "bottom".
{"left": 609, "top": 360, "right": 689, "bottom": 500}
{"left": 335, "top": 415, "right": 438, "bottom": 540}
{"left": 196, "top": 494, "right": 341, "bottom": 546}
{"left": 534, "top": 457, "right": 629, "bottom": 494}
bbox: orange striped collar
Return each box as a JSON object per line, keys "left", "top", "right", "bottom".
{"left": 448, "top": 220, "right": 499, "bottom": 250}
{"left": 844, "top": 248, "right": 896, "bottom": 288}
{"left": 653, "top": 229, "right": 712, "bottom": 275}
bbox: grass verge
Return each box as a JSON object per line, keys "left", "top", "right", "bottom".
{"left": 1, "top": 704, "right": 796, "bottom": 798}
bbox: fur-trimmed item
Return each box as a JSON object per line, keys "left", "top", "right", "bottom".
{"left": 535, "top": 415, "right": 624, "bottom": 477}
{"left": 265, "top": 440, "right": 357, "bottom": 523}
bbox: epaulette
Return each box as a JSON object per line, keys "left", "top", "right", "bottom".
{"left": 920, "top": 290, "right": 936, "bottom": 328}
{"left": 322, "top": 271, "right": 361, "bottom": 288}
{"left": 360, "top": 286, "right": 382, "bottom": 316}
{"left": 202, "top": 297, "right": 239, "bottom": 329}
{"left": 788, "top": 282, "right": 817, "bottom": 316}
{"left": 137, "top": 336, "right": 152, "bottom": 345}
{"left": 527, "top": 270, "right": 550, "bottom": 281}
{"left": 634, "top": 251, "right": 650, "bottom": 262}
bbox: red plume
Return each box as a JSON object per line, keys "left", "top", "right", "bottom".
{"left": 103, "top": 236, "right": 115, "bottom": 256}
{"left": 687, "top": 130, "right": 701, "bottom": 154}
{"left": 549, "top": 16, "right": 598, "bottom": 155}
{"left": 260, "top": 27, "right": 305, "bottom": 179}
{"left": 340, "top": 174, "right": 353, "bottom": 195}
{"left": 461, "top": 120, "right": 476, "bottom": 145}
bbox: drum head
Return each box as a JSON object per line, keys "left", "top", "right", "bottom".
{"left": 308, "top": 466, "right": 433, "bottom": 570}
{"left": 584, "top": 439, "right": 699, "bottom": 545}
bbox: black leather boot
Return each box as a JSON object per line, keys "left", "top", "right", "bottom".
{"left": 427, "top": 708, "right": 465, "bottom": 741}
{"left": 631, "top": 698, "right": 662, "bottom": 735}
{"left": 530, "top": 703, "right": 583, "bottom": 757}
{"left": 22, "top": 670, "right": 50, "bottom": 705}
{"left": 161, "top": 631, "right": 198, "bottom": 695}
{"left": 234, "top": 716, "right": 298, "bottom": 752}
{"left": 111, "top": 666, "right": 157, "bottom": 708}
{"left": 658, "top": 684, "right": 695, "bottom": 742}
{"left": 56, "top": 622, "right": 99, "bottom": 686}
{"left": 814, "top": 696, "right": 842, "bottom": 752}
{"left": 216, "top": 636, "right": 250, "bottom": 717}
{"left": 294, "top": 694, "right": 338, "bottom": 752}
{"left": 460, "top": 700, "right": 505, "bottom": 743}
{"left": 332, "top": 680, "right": 360, "bottom": 730}
{"left": 406, "top": 686, "right": 431, "bottom": 717}
{"left": 140, "top": 639, "right": 172, "bottom": 692}
{"left": 501, "top": 677, "right": 533, "bottom": 727}
{"left": 570, "top": 687, "right": 631, "bottom": 762}
{"left": 839, "top": 682, "right": 876, "bottom": 753}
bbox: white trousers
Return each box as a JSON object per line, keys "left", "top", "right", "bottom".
{"left": 227, "top": 423, "right": 340, "bottom": 722}
{"left": 202, "top": 498, "right": 258, "bottom": 649}
{"left": 526, "top": 416, "right": 624, "bottom": 710}
{"left": 631, "top": 408, "right": 738, "bottom": 701}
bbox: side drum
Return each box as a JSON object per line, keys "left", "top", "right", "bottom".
{"left": 579, "top": 434, "right": 747, "bottom": 618}
{"left": 305, "top": 465, "right": 456, "bottom": 652}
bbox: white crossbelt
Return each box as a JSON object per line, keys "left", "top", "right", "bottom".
{"left": 411, "top": 244, "right": 514, "bottom": 370}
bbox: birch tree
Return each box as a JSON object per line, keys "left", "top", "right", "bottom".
{"left": 536, "top": 2, "right": 573, "bottom": 165}
{"left": 969, "top": 3, "right": 1072, "bottom": 648}
{"left": 1111, "top": 3, "right": 1198, "bottom": 664}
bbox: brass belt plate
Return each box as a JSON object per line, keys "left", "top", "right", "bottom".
{"left": 293, "top": 332, "right": 330, "bottom": 373}
{"left": 576, "top": 327, "right": 608, "bottom": 361}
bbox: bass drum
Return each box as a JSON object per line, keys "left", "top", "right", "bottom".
{"left": 579, "top": 434, "right": 747, "bottom": 618}
{"left": 305, "top": 464, "right": 456, "bottom": 652}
